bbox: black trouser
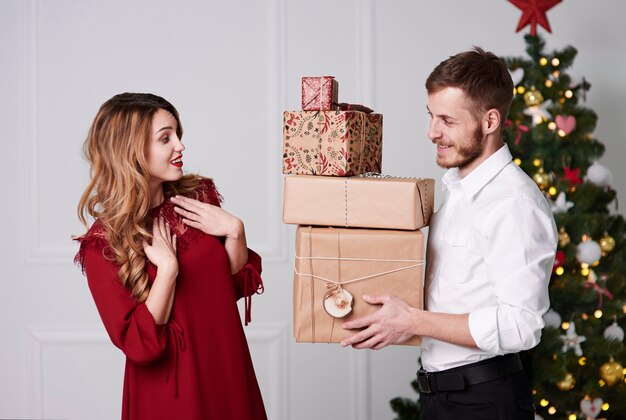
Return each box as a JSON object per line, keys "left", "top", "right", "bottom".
{"left": 418, "top": 354, "right": 535, "bottom": 420}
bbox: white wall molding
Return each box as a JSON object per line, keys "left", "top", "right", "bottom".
{"left": 22, "top": 0, "right": 290, "bottom": 265}
{"left": 260, "top": 0, "right": 289, "bottom": 264}
{"left": 246, "top": 324, "right": 290, "bottom": 420}
{"left": 24, "top": 326, "right": 112, "bottom": 418}
{"left": 24, "top": 324, "right": 289, "bottom": 419}
{"left": 351, "top": 1, "right": 375, "bottom": 419}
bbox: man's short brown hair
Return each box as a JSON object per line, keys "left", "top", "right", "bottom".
{"left": 426, "top": 47, "right": 514, "bottom": 126}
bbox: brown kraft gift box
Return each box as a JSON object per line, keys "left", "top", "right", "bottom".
{"left": 283, "top": 175, "right": 435, "bottom": 230}
{"left": 293, "top": 226, "right": 423, "bottom": 345}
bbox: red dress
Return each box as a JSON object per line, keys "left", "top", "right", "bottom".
{"left": 75, "top": 179, "right": 267, "bottom": 420}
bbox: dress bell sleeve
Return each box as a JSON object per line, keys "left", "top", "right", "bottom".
{"left": 81, "top": 242, "right": 168, "bottom": 364}
{"left": 232, "top": 249, "right": 264, "bottom": 326}
{"left": 195, "top": 177, "right": 264, "bottom": 325}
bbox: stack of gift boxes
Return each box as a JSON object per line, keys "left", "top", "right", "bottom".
{"left": 282, "top": 76, "right": 435, "bottom": 345}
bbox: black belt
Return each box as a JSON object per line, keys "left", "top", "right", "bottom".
{"left": 417, "top": 353, "right": 523, "bottom": 394}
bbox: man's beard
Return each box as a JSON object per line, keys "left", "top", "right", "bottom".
{"left": 437, "top": 126, "right": 484, "bottom": 170}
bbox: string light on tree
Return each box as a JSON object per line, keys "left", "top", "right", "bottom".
{"left": 524, "top": 87, "right": 544, "bottom": 106}
{"left": 533, "top": 167, "right": 550, "bottom": 190}
{"left": 558, "top": 227, "right": 570, "bottom": 247}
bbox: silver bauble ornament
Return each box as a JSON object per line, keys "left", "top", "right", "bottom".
{"left": 586, "top": 162, "right": 613, "bottom": 188}
{"left": 576, "top": 240, "right": 602, "bottom": 265}
{"left": 604, "top": 321, "right": 625, "bottom": 342}
{"left": 543, "top": 308, "right": 562, "bottom": 329}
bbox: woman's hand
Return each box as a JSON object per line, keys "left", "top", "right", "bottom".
{"left": 142, "top": 216, "right": 178, "bottom": 276}
{"left": 171, "top": 195, "right": 243, "bottom": 239}
{"left": 171, "top": 195, "right": 248, "bottom": 273}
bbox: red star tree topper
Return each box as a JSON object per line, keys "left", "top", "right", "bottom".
{"left": 509, "top": 0, "right": 562, "bottom": 36}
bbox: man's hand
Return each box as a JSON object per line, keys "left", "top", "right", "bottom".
{"left": 340, "top": 295, "right": 418, "bottom": 350}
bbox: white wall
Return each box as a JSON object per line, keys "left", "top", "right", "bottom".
{"left": 1, "top": 1, "right": 625, "bottom": 419}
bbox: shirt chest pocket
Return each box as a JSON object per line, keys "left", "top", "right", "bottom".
{"left": 445, "top": 226, "right": 469, "bottom": 247}
{"left": 440, "top": 226, "right": 470, "bottom": 281}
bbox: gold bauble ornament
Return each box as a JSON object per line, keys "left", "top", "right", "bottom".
{"left": 533, "top": 168, "right": 550, "bottom": 190}
{"left": 524, "top": 87, "right": 544, "bottom": 106}
{"left": 559, "top": 227, "right": 571, "bottom": 248}
{"left": 600, "top": 232, "right": 616, "bottom": 253}
{"left": 599, "top": 358, "right": 624, "bottom": 386}
{"left": 556, "top": 372, "right": 576, "bottom": 391}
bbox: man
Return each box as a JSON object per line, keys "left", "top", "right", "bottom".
{"left": 340, "top": 48, "right": 557, "bottom": 419}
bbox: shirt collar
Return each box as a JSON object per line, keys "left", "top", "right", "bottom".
{"left": 441, "top": 144, "right": 513, "bottom": 200}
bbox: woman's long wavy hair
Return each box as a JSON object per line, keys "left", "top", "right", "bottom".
{"left": 77, "top": 93, "right": 200, "bottom": 301}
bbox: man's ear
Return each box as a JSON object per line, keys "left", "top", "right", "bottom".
{"left": 483, "top": 109, "right": 501, "bottom": 135}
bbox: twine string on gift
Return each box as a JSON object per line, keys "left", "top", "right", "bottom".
{"left": 294, "top": 257, "right": 424, "bottom": 286}
{"left": 299, "top": 227, "right": 424, "bottom": 343}
{"left": 344, "top": 179, "right": 349, "bottom": 227}
{"left": 307, "top": 227, "right": 315, "bottom": 341}
{"left": 358, "top": 173, "right": 431, "bottom": 226}
{"left": 330, "top": 230, "right": 342, "bottom": 340}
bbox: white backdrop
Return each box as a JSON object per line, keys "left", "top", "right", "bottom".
{"left": 1, "top": 1, "right": 625, "bottom": 419}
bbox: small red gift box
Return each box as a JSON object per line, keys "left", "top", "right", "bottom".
{"left": 301, "top": 76, "right": 338, "bottom": 111}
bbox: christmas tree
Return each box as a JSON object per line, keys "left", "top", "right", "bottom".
{"left": 391, "top": 15, "right": 626, "bottom": 420}
{"left": 503, "top": 33, "right": 626, "bottom": 420}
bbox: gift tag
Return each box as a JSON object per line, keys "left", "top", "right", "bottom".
{"left": 323, "top": 285, "right": 353, "bottom": 318}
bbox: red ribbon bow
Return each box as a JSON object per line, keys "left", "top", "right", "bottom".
{"left": 505, "top": 119, "right": 530, "bottom": 145}
{"left": 584, "top": 281, "right": 613, "bottom": 308}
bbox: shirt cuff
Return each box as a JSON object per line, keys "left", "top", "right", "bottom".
{"left": 468, "top": 307, "right": 502, "bottom": 355}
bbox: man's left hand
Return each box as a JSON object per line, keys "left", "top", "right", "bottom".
{"left": 340, "top": 295, "right": 418, "bottom": 350}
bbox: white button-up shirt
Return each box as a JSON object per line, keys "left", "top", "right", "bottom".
{"left": 421, "top": 144, "right": 557, "bottom": 372}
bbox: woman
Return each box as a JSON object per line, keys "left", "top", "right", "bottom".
{"left": 75, "top": 93, "right": 266, "bottom": 419}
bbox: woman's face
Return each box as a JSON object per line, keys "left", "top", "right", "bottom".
{"left": 147, "top": 108, "right": 185, "bottom": 185}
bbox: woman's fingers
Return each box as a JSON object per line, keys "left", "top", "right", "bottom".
{"left": 173, "top": 206, "right": 199, "bottom": 221}
{"left": 165, "top": 217, "right": 171, "bottom": 238}
{"left": 171, "top": 195, "right": 205, "bottom": 212}
{"left": 152, "top": 217, "right": 159, "bottom": 238}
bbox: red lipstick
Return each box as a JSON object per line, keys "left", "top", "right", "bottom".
{"left": 170, "top": 155, "right": 183, "bottom": 168}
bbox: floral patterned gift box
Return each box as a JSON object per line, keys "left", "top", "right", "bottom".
{"left": 282, "top": 110, "right": 382, "bottom": 176}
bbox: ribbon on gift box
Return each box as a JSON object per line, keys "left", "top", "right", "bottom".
{"left": 337, "top": 103, "right": 374, "bottom": 114}
{"left": 294, "top": 227, "right": 424, "bottom": 342}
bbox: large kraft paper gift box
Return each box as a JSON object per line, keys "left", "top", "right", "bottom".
{"left": 282, "top": 110, "right": 382, "bottom": 176}
{"left": 283, "top": 175, "right": 435, "bottom": 230}
{"left": 293, "top": 226, "right": 423, "bottom": 345}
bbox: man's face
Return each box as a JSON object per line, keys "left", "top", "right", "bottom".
{"left": 427, "top": 87, "right": 484, "bottom": 171}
